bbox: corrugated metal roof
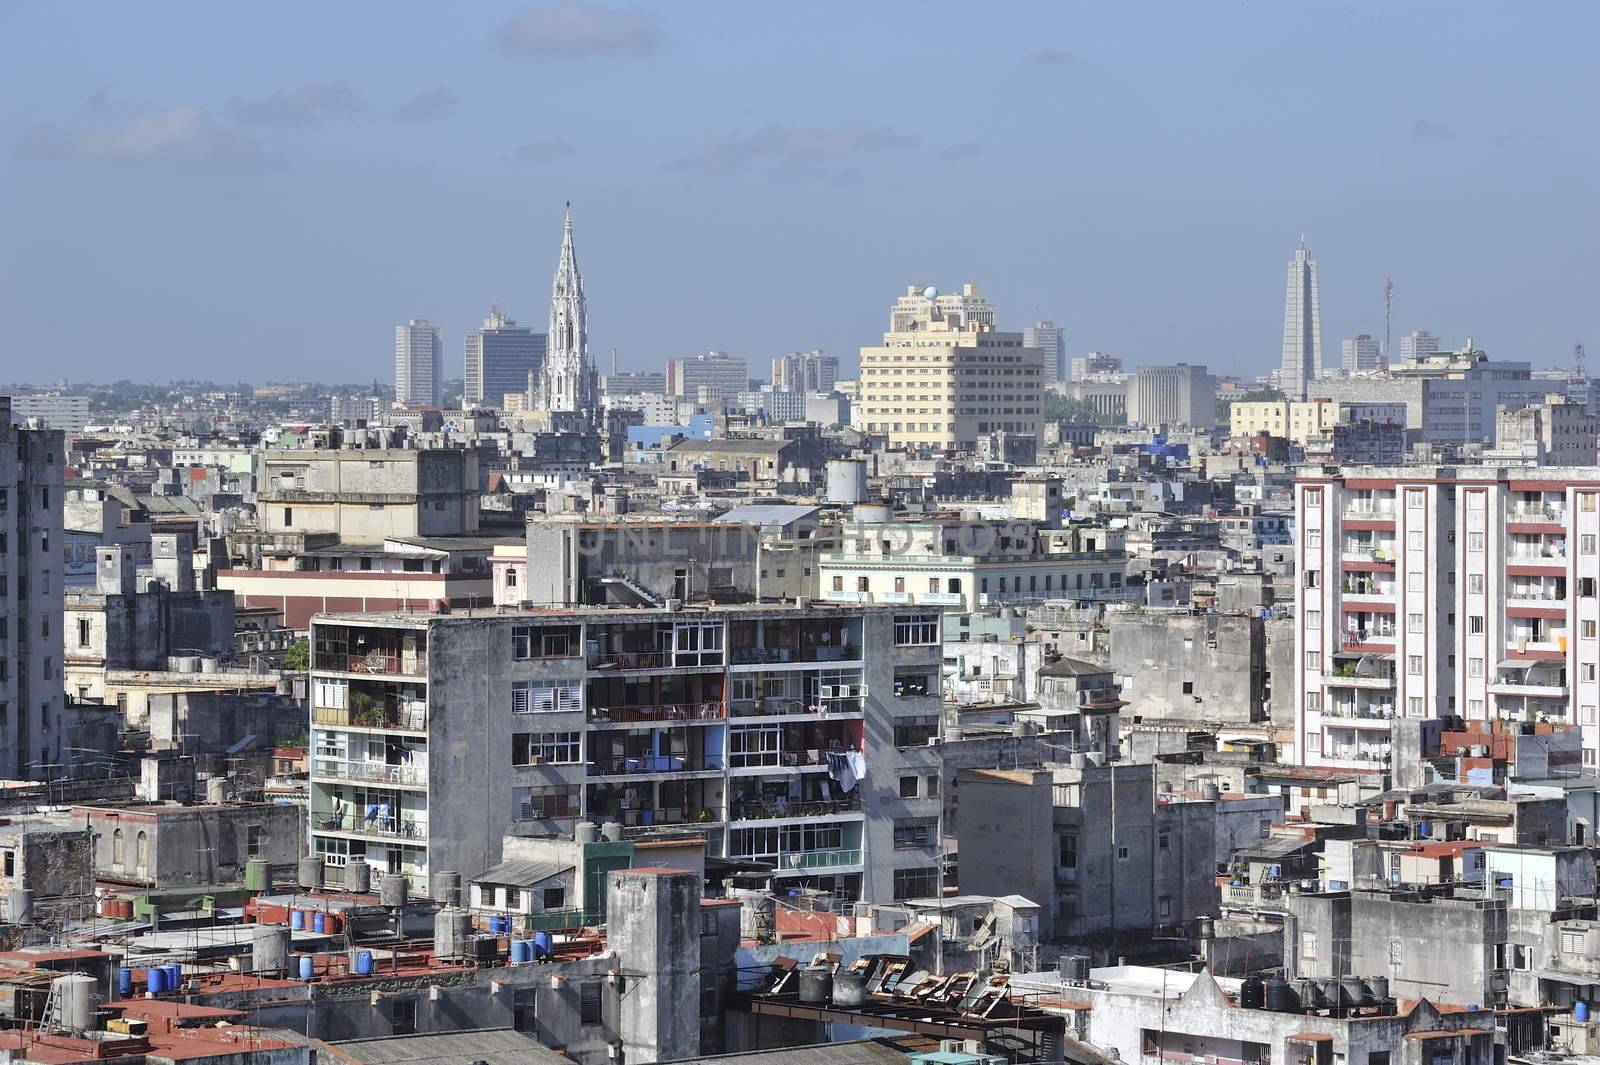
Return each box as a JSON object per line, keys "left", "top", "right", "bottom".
{"left": 471, "top": 859, "right": 570, "bottom": 888}
{"left": 332, "top": 1028, "right": 569, "bottom": 1065}
{"left": 678, "top": 1039, "right": 912, "bottom": 1065}
{"left": 713, "top": 504, "right": 820, "bottom": 527}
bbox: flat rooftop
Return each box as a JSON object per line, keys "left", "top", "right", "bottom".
{"left": 313, "top": 600, "right": 917, "bottom": 626}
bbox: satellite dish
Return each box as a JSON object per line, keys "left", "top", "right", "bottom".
{"left": 922, "top": 286, "right": 939, "bottom": 300}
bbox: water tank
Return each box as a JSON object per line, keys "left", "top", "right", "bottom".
{"left": 1061, "top": 954, "right": 1091, "bottom": 985}
{"left": 1201, "top": 783, "right": 1221, "bottom": 801}
{"left": 1357, "top": 980, "right": 1380, "bottom": 1008}
{"left": 290, "top": 910, "right": 305, "bottom": 930}
{"left": 1193, "top": 916, "right": 1215, "bottom": 941}
{"left": 1295, "top": 978, "right": 1324, "bottom": 1008}
{"left": 379, "top": 874, "right": 408, "bottom": 908}
{"left": 601, "top": 822, "right": 624, "bottom": 842}
{"left": 833, "top": 970, "right": 868, "bottom": 1008}
{"left": 206, "top": 777, "right": 229, "bottom": 804}
{"left": 533, "top": 931, "right": 553, "bottom": 960}
{"left": 511, "top": 940, "right": 533, "bottom": 964}
{"left": 1416, "top": 820, "right": 1432, "bottom": 839}
{"left": 354, "top": 950, "right": 374, "bottom": 976}
{"left": 146, "top": 968, "right": 166, "bottom": 995}
{"left": 298, "top": 955, "right": 315, "bottom": 981}
{"left": 1239, "top": 975, "right": 1265, "bottom": 1009}
{"left": 826, "top": 460, "right": 868, "bottom": 504}
{"left": 252, "top": 928, "right": 290, "bottom": 975}
{"left": 576, "top": 821, "right": 600, "bottom": 844}
{"left": 312, "top": 912, "right": 327, "bottom": 934}
{"left": 298, "top": 857, "right": 324, "bottom": 891}
{"left": 797, "top": 967, "right": 832, "bottom": 1005}
{"left": 8, "top": 888, "right": 33, "bottom": 925}
{"left": 164, "top": 965, "right": 181, "bottom": 992}
{"left": 1578, "top": 1000, "right": 1591, "bottom": 1023}
{"left": 1264, "top": 976, "right": 1300, "bottom": 1012}
{"left": 244, "top": 858, "right": 271, "bottom": 892}
{"left": 1340, "top": 976, "right": 1366, "bottom": 1009}
{"left": 1368, "top": 976, "right": 1389, "bottom": 1003}
{"left": 431, "top": 871, "right": 462, "bottom": 907}
{"left": 730, "top": 888, "right": 775, "bottom": 942}
{"left": 52, "top": 973, "right": 97, "bottom": 1031}
{"left": 1318, "top": 980, "right": 1342, "bottom": 1009}
{"left": 344, "top": 861, "right": 371, "bottom": 894}
{"left": 852, "top": 502, "right": 892, "bottom": 524}
{"left": 434, "top": 907, "right": 472, "bottom": 960}
{"left": 118, "top": 968, "right": 133, "bottom": 998}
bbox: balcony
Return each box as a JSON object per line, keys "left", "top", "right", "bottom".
{"left": 1223, "top": 880, "right": 1287, "bottom": 912}
{"left": 921, "top": 592, "right": 966, "bottom": 606}
{"left": 588, "top": 701, "right": 727, "bottom": 725}
{"left": 588, "top": 755, "right": 723, "bottom": 777}
{"left": 313, "top": 808, "right": 427, "bottom": 842}
{"left": 728, "top": 695, "right": 864, "bottom": 718}
{"left": 777, "top": 847, "right": 863, "bottom": 871}
{"left": 313, "top": 703, "right": 427, "bottom": 732}
{"left": 1489, "top": 665, "right": 1567, "bottom": 699}
{"left": 1325, "top": 662, "right": 1396, "bottom": 689}
{"left": 1509, "top": 504, "right": 1568, "bottom": 527}
{"left": 1323, "top": 703, "right": 1396, "bottom": 727}
{"left": 1341, "top": 630, "right": 1396, "bottom": 653}
{"left": 729, "top": 796, "right": 862, "bottom": 821}
{"left": 312, "top": 757, "right": 426, "bottom": 788}
{"left": 323, "top": 652, "right": 426, "bottom": 678}
{"left": 586, "top": 650, "right": 672, "bottom": 671}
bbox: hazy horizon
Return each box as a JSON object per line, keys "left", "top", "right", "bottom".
{"left": 3, "top": 2, "right": 1597, "bottom": 387}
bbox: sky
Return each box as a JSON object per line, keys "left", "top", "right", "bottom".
{"left": 2, "top": 2, "right": 1597, "bottom": 386}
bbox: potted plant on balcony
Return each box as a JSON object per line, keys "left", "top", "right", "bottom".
{"left": 350, "top": 690, "right": 382, "bottom": 727}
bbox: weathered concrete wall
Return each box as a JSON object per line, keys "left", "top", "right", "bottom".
{"left": 1108, "top": 612, "right": 1266, "bottom": 724}
{"left": 608, "top": 868, "right": 701, "bottom": 1063}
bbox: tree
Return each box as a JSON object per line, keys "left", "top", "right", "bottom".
{"left": 284, "top": 638, "right": 310, "bottom": 671}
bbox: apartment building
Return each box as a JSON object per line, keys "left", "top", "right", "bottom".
{"left": 1230, "top": 399, "right": 1406, "bottom": 444}
{"left": 819, "top": 513, "right": 1127, "bottom": 614}
{"left": 0, "top": 396, "right": 66, "bottom": 779}
{"left": 306, "top": 602, "right": 943, "bottom": 904}
{"left": 1296, "top": 466, "right": 1600, "bottom": 772}
{"left": 858, "top": 283, "right": 1045, "bottom": 451}
{"left": 257, "top": 447, "right": 480, "bottom": 542}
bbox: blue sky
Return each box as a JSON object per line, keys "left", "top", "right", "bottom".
{"left": 2, "top": 2, "right": 1596, "bottom": 385}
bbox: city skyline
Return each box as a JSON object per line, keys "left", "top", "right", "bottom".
{"left": 3, "top": 3, "right": 1597, "bottom": 385}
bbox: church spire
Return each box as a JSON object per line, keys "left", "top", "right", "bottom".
{"left": 537, "top": 204, "right": 595, "bottom": 414}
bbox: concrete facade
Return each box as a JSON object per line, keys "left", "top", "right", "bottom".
{"left": 258, "top": 448, "right": 480, "bottom": 543}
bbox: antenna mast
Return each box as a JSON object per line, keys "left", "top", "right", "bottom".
{"left": 1384, "top": 277, "right": 1393, "bottom": 361}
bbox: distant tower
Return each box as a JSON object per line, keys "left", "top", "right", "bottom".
{"left": 395, "top": 319, "right": 443, "bottom": 407}
{"left": 536, "top": 205, "right": 598, "bottom": 414}
{"left": 1384, "top": 276, "right": 1393, "bottom": 361}
{"left": 1279, "top": 238, "right": 1322, "bottom": 400}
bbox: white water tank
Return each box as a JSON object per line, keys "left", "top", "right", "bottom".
{"left": 826, "top": 460, "right": 868, "bottom": 504}
{"left": 52, "top": 973, "right": 97, "bottom": 1032}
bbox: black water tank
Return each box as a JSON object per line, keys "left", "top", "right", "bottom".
{"left": 1239, "top": 975, "right": 1266, "bottom": 1009}
{"left": 1264, "top": 976, "right": 1300, "bottom": 1012}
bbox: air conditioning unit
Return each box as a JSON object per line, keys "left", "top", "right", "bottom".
{"left": 819, "top": 686, "right": 835, "bottom": 699}
{"left": 858, "top": 683, "right": 869, "bottom": 698}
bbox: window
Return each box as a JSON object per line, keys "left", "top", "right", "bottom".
{"left": 1058, "top": 834, "right": 1077, "bottom": 869}
{"left": 893, "top": 716, "right": 939, "bottom": 747}
{"left": 512, "top": 683, "right": 580, "bottom": 714}
{"left": 1306, "top": 731, "right": 1321, "bottom": 753}
{"left": 283, "top": 507, "right": 293, "bottom": 527}
{"left": 1583, "top": 578, "right": 1597, "bottom": 598}
{"left": 512, "top": 987, "right": 538, "bottom": 1033}
{"left": 513, "top": 625, "right": 580, "bottom": 659}
{"left": 1584, "top": 706, "right": 1597, "bottom": 725}
{"left": 542, "top": 887, "right": 565, "bottom": 910}
{"left": 1408, "top": 655, "right": 1423, "bottom": 675}
{"left": 246, "top": 825, "right": 263, "bottom": 858}
{"left": 1305, "top": 610, "right": 1320, "bottom": 630}
{"left": 893, "top": 614, "right": 939, "bottom": 645}
{"left": 1408, "top": 490, "right": 1425, "bottom": 509}
{"left": 1158, "top": 830, "right": 1170, "bottom": 851}
{"left": 926, "top": 774, "right": 940, "bottom": 797}
{"left": 112, "top": 828, "right": 124, "bottom": 866}
{"left": 1408, "top": 613, "right": 1424, "bottom": 633}
{"left": 893, "top": 818, "right": 936, "bottom": 849}
{"left": 77, "top": 618, "right": 90, "bottom": 647}
{"left": 512, "top": 732, "right": 581, "bottom": 765}
{"left": 1563, "top": 930, "right": 1586, "bottom": 954}
{"left": 515, "top": 785, "right": 580, "bottom": 820}
{"left": 1302, "top": 931, "right": 1318, "bottom": 960}
{"left": 1305, "top": 488, "right": 1322, "bottom": 506}
{"left": 1585, "top": 535, "right": 1597, "bottom": 555}
{"left": 1407, "top": 530, "right": 1424, "bottom": 550}
{"left": 1408, "top": 696, "right": 1424, "bottom": 717}
{"left": 1468, "top": 532, "right": 1484, "bottom": 552}
{"left": 1408, "top": 572, "right": 1424, "bottom": 592}
{"left": 1585, "top": 621, "right": 1597, "bottom": 640}
{"left": 892, "top": 866, "right": 940, "bottom": 900}
{"left": 1116, "top": 846, "right": 1129, "bottom": 860}
{"left": 893, "top": 671, "right": 934, "bottom": 697}
{"left": 1306, "top": 529, "right": 1321, "bottom": 548}
{"left": 1305, "top": 692, "right": 1321, "bottom": 712}
{"left": 1306, "top": 651, "right": 1321, "bottom": 670}
{"left": 1586, "top": 664, "right": 1598, "bottom": 683}
{"left": 898, "top": 776, "right": 919, "bottom": 799}
{"left": 1304, "top": 569, "right": 1320, "bottom": 589}
{"left": 1468, "top": 658, "right": 1483, "bottom": 678}
{"left": 1468, "top": 573, "right": 1484, "bottom": 594}
{"left": 1469, "top": 615, "right": 1484, "bottom": 634}
{"left": 1585, "top": 494, "right": 1599, "bottom": 512}
{"left": 832, "top": 576, "right": 843, "bottom": 592}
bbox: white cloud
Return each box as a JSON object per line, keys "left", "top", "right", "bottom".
{"left": 228, "top": 82, "right": 365, "bottom": 128}
{"left": 490, "top": 3, "right": 661, "bottom": 60}
{"left": 18, "top": 106, "right": 278, "bottom": 175}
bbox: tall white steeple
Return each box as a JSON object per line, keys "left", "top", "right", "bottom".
{"left": 537, "top": 204, "right": 597, "bottom": 413}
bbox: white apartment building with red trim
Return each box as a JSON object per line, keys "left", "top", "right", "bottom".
{"left": 1296, "top": 466, "right": 1600, "bottom": 770}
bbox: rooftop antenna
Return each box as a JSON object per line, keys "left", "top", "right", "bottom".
{"left": 1384, "top": 277, "right": 1393, "bottom": 362}
{"left": 1575, "top": 342, "right": 1587, "bottom": 382}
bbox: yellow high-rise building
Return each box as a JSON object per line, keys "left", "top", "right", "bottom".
{"left": 859, "top": 283, "right": 1045, "bottom": 451}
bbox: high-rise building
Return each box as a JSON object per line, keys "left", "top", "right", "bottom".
{"left": 306, "top": 602, "right": 943, "bottom": 903}
{"left": 770, "top": 350, "right": 838, "bottom": 394}
{"left": 1400, "top": 330, "right": 1442, "bottom": 362}
{"left": 535, "top": 207, "right": 598, "bottom": 414}
{"left": 1070, "top": 352, "right": 1124, "bottom": 382}
{"left": 1279, "top": 239, "right": 1323, "bottom": 400}
{"left": 1296, "top": 468, "right": 1600, "bottom": 771}
{"left": 394, "top": 320, "right": 443, "bottom": 407}
{"left": 0, "top": 396, "right": 65, "bottom": 779}
{"left": 1024, "top": 321, "right": 1067, "bottom": 380}
{"left": 1126, "top": 363, "right": 1217, "bottom": 429}
{"left": 6, "top": 394, "right": 89, "bottom": 434}
{"left": 858, "top": 283, "right": 1045, "bottom": 451}
{"left": 665, "top": 352, "right": 749, "bottom": 400}
{"left": 1341, "top": 333, "right": 1382, "bottom": 374}
{"left": 464, "top": 310, "right": 546, "bottom": 409}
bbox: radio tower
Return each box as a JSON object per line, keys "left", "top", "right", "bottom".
{"left": 1575, "top": 342, "right": 1587, "bottom": 382}
{"left": 1384, "top": 277, "right": 1393, "bottom": 361}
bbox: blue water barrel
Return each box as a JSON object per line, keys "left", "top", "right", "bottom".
{"left": 165, "top": 964, "right": 182, "bottom": 991}
{"left": 533, "top": 931, "right": 553, "bottom": 959}
{"left": 1417, "top": 820, "right": 1432, "bottom": 838}
{"left": 291, "top": 910, "right": 305, "bottom": 930}
{"left": 118, "top": 968, "right": 133, "bottom": 997}
{"left": 298, "top": 955, "right": 315, "bottom": 981}
{"left": 510, "top": 940, "right": 532, "bottom": 964}
{"left": 312, "top": 912, "right": 327, "bottom": 934}
{"left": 1577, "top": 1001, "right": 1590, "bottom": 1022}
{"left": 356, "top": 950, "right": 374, "bottom": 976}
{"left": 494, "top": 915, "right": 510, "bottom": 935}
{"left": 147, "top": 968, "right": 166, "bottom": 995}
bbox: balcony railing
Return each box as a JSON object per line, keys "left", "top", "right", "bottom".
{"left": 321, "top": 652, "right": 426, "bottom": 677}
{"left": 1510, "top": 505, "right": 1568, "bottom": 523}
{"left": 313, "top": 809, "right": 427, "bottom": 841}
{"left": 313, "top": 757, "right": 426, "bottom": 787}
{"left": 586, "top": 650, "right": 672, "bottom": 671}
{"left": 780, "top": 847, "right": 863, "bottom": 870}
{"left": 727, "top": 696, "right": 864, "bottom": 718}
{"left": 1323, "top": 703, "right": 1396, "bottom": 721}
{"left": 730, "top": 646, "right": 860, "bottom": 666}
{"left": 1343, "top": 501, "right": 1396, "bottom": 518}
{"left": 313, "top": 703, "right": 427, "bottom": 731}
{"left": 588, "top": 701, "right": 727, "bottom": 725}
{"left": 588, "top": 755, "right": 722, "bottom": 775}
{"left": 730, "top": 797, "right": 862, "bottom": 821}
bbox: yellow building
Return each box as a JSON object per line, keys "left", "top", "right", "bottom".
{"left": 859, "top": 283, "right": 1045, "bottom": 451}
{"left": 1230, "top": 399, "right": 1342, "bottom": 443}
